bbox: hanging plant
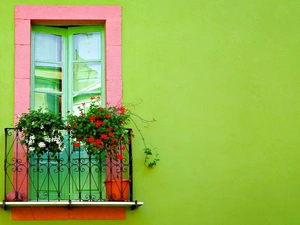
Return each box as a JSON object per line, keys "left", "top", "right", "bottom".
{"left": 15, "top": 108, "right": 65, "bottom": 156}
{"left": 67, "top": 96, "right": 159, "bottom": 167}
{"left": 66, "top": 96, "right": 131, "bottom": 160}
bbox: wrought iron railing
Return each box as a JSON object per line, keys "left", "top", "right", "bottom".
{"left": 3, "top": 128, "right": 142, "bottom": 209}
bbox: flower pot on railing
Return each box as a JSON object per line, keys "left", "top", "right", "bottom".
{"left": 5, "top": 191, "right": 28, "bottom": 202}
{"left": 15, "top": 108, "right": 65, "bottom": 157}
{"left": 66, "top": 96, "right": 132, "bottom": 160}
{"left": 104, "top": 179, "right": 130, "bottom": 201}
{"left": 66, "top": 96, "right": 159, "bottom": 168}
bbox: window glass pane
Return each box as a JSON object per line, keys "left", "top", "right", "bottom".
{"left": 73, "top": 32, "right": 101, "bottom": 60}
{"left": 34, "top": 63, "right": 62, "bottom": 92}
{"left": 73, "top": 62, "right": 101, "bottom": 92}
{"left": 35, "top": 33, "right": 62, "bottom": 62}
{"left": 34, "top": 93, "right": 62, "bottom": 115}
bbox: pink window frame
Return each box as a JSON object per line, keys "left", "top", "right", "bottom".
{"left": 13, "top": 5, "right": 125, "bottom": 220}
{"left": 15, "top": 4, "right": 122, "bottom": 118}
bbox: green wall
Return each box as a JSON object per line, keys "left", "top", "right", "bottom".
{"left": 1, "top": 0, "right": 300, "bottom": 224}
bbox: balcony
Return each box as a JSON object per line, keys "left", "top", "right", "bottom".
{"left": 3, "top": 128, "right": 143, "bottom": 210}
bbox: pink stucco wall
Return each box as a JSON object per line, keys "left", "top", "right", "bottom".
{"left": 14, "top": 5, "right": 122, "bottom": 117}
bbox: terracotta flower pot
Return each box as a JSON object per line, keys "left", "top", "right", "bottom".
{"left": 104, "top": 179, "right": 130, "bottom": 201}
{"left": 5, "top": 191, "right": 27, "bottom": 202}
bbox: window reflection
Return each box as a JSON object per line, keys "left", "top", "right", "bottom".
{"left": 73, "top": 33, "right": 101, "bottom": 61}
{"left": 35, "top": 33, "right": 62, "bottom": 62}
{"left": 73, "top": 62, "right": 101, "bottom": 92}
{"left": 34, "top": 63, "right": 62, "bottom": 92}
{"left": 33, "top": 29, "right": 103, "bottom": 117}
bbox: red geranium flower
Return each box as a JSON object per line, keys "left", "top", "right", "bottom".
{"left": 95, "top": 120, "right": 101, "bottom": 128}
{"left": 95, "top": 120, "right": 105, "bottom": 128}
{"left": 89, "top": 115, "right": 96, "bottom": 122}
{"left": 73, "top": 142, "right": 80, "bottom": 147}
{"left": 101, "top": 134, "right": 108, "bottom": 140}
{"left": 117, "top": 154, "right": 123, "bottom": 160}
{"left": 111, "top": 138, "right": 118, "bottom": 143}
{"left": 119, "top": 106, "right": 125, "bottom": 115}
{"left": 108, "top": 132, "right": 114, "bottom": 137}
{"left": 87, "top": 137, "right": 94, "bottom": 143}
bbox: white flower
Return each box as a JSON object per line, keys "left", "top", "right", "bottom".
{"left": 29, "top": 147, "right": 35, "bottom": 151}
{"left": 29, "top": 135, "right": 35, "bottom": 140}
{"left": 32, "top": 122, "right": 35, "bottom": 125}
{"left": 40, "top": 125, "right": 44, "bottom": 129}
{"left": 52, "top": 136, "right": 61, "bottom": 143}
{"left": 38, "top": 142, "right": 46, "bottom": 148}
{"left": 44, "top": 136, "right": 51, "bottom": 143}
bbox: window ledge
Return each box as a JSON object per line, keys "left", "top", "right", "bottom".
{"left": 3, "top": 200, "right": 143, "bottom": 210}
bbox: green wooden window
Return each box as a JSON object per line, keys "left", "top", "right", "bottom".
{"left": 31, "top": 25, "right": 105, "bottom": 116}
{"left": 30, "top": 25, "right": 105, "bottom": 201}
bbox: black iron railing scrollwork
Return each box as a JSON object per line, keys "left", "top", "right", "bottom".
{"left": 3, "top": 128, "right": 139, "bottom": 208}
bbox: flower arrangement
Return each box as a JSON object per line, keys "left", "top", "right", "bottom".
{"left": 67, "top": 96, "right": 159, "bottom": 167}
{"left": 15, "top": 108, "right": 65, "bottom": 156}
{"left": 66, "top": 96, "right": 131, "bottom": 159}
{"left": 15, "top": 97, "right": 159, "bottom": 167}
